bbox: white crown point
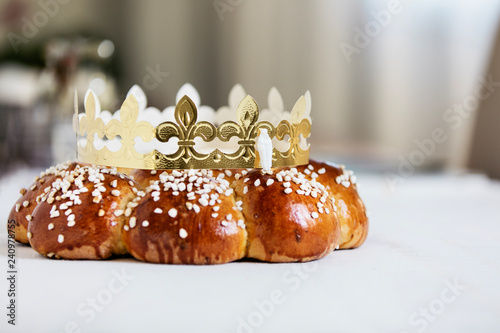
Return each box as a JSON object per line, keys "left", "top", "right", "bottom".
{"left": 229, "top": 84, "right": 246, "bottom": 109}
{"left": 197, "top": 106, "right": 216, "bottom": 123}
{"left": 127, "top": 85, "right": 147, "bottom": 111}
{"left": 160, "top": 106, "right": 176, "bottom": 123}
{"left": 291, "top": 95, "right": 306, "bottom": 124}
{"left": 98, "top": 110, "right": 113, "bottom": 124}
{"left": 138, "top": 108, "right": 162, "bottom": 126}
{"left": 268, "top": 87, "right": 284, "bottom": 112}
{"left": 304, "top": 90, "right": 312, "bottom": 118}
{"left": 176, "top": 83, "right": 200, "bottom": 107}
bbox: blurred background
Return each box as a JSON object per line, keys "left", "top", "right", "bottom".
{"left": 0, "top": 0, "right": 499, "bottom": 180}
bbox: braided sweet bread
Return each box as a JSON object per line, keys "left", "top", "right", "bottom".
{"left": 8, "top": 160, "right": 368, "bottom": 264}
{"left": 296, "top": 160, "right": 368, "bottom": 249}
{"left": 8, "top": 162, "right": 78, "bottom": 244}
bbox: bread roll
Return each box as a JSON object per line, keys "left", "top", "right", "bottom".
{"left": 123, "top": 169, "right": 247, "bottom": 264}
{"left": 28, "top": 165, "right": 138, "bottom": 259}
{"left": 7, "top": 162, "right": 78, "bottom": 244}
{"left": 232, "top": 168, "right": 340, "bottom": 262}
{"left": 297, "top": 160, "right": 368, "bottom": 249}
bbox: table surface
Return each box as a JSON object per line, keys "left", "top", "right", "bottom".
{"left": 0, "top": 168, "right": 499, "bottom": 333}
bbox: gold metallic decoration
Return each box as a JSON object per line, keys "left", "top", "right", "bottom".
{"left": 276, "top": 95, "right": 311, "bottom": 163}
{"left": 77, "top": 92, "right": 156, "bottom": 169}
{"left": 75, "top": 89, "right": 311, "bottom": 170}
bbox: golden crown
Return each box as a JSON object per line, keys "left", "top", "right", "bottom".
{"left": 73, "top": 84, "right": 311, "bottom": 170}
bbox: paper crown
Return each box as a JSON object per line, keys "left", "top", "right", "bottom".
{"left": 73, "top": 84, "right": 311, "bottom": 170}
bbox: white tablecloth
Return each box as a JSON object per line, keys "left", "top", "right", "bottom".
{"left": 0, "top": 169, "right": 499, "bottom": 333}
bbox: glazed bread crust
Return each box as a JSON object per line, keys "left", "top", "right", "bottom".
{"left": 8, "top": 160, "right": 368, "bottom": 264}
{"left": 28, "top": 165, "right": 137, "bottom": 259}
{"left": 123, "top": 170, "right": 247, "bottom": 264}
{"left": 7, "top": 162, "right": 78, "bottom": 244}
{"left": 297, "top": 160, "right": 368, "bottom": 249}
{"left": 233, "top": 169, "right": 340, "bottom": 262}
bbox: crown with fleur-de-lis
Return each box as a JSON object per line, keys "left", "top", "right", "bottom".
{"left": 74, "top": 84, "right": 311, "bottom": 170}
